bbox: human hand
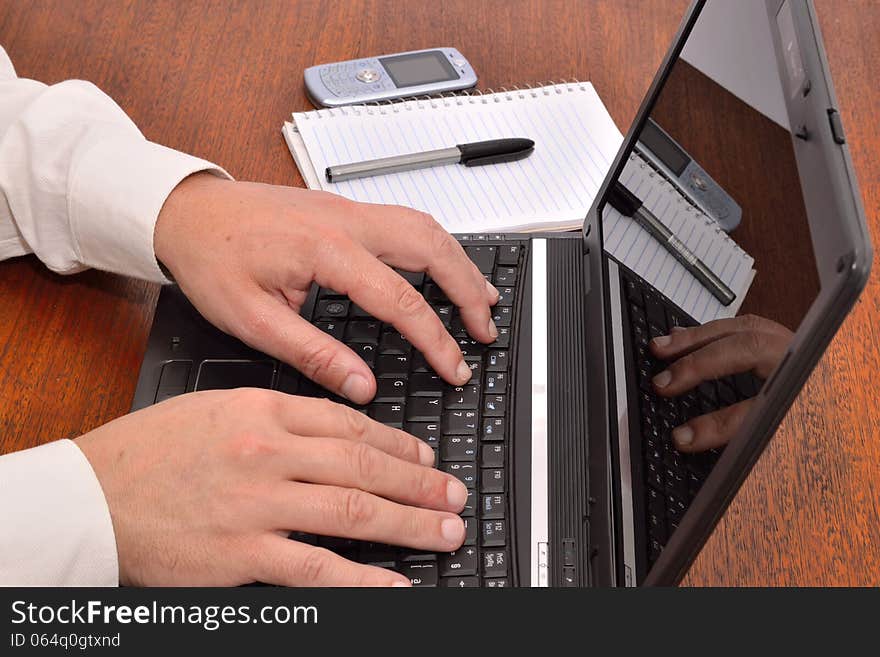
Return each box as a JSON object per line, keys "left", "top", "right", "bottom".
{"left": 75, "top": 389, "right": 468, "bottom": 586}
{"left": 153, "top": 174, "right": 497, "bottom": 405}
{"left": 649, "top": 315, "right": 792, "bottom": 452}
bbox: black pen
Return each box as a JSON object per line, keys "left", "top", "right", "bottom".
{"left": 607, "top": 181, "right": 736, "bottom": 306}
{"left": 325, "top": 138, "right": 535, "bottom": 183}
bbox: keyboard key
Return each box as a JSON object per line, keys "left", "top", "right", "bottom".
{"left": 379, "top": 331, "right": 411, "bottom": 353}
{"left": 375, "top": 377, "right": 407, "bottom": 402}
{"left": 464, "top": 358, "right": 482, "bottom": 384}
{"left": 497, "top": 244, "right": 520, "bottom": 266}
{"left": 483, "top": 395, "right": 506, "bottom": 417}
{"left": 456, "top": 337, "right": 487, "bottom": 358}
{"left": 369, "top": 403, "right": 404, "bottom": 427}
{"left": 482, "top": 418, "right": 505, "bottom": 441}
{"left": 481, "top": 494, "right": 505, "bottom": 519}
{"left": 442, "top": 410, "right": 478, "bottom": 435}
{"left": 481, "top": 468, "right": 505, "bottom": 493}
{"left": 482, "top": 550, "right": 508, "bottom": 578}
{"left": 408, "top": 372, "right": 443, "bottom": 396}
{"left": 449, "top": 313, "right": 469, "bottom": 338}
{"left": 315, "top": 299, "right": 349, "bottom": 319}
{"left": 440, "top": 435, "right": 478, "bottom": 462}
{"left": 486, "top": 350, "right": 509, "bottom": 371}
{"left": 717, "top": 380, "right": 737, "bottom": 406}
{"left": 350, "top": 304, "right": 372, "bottom": 318}
{"left": 440, "top": 576, "right": 479, "bottom": 588}
{"left": 315, "top": 320, "right": 344, "bottom": 340}
{"left": 347, "top": 342, "right": 377, "bottom": 368}
{"left": 376, "top": 353, "right": 410, "bottom": 377}
{"left": 402, "top": 560, "right": 438, "bottom": 587}
{"left": 485, "top": 578, "right": 509, "bottom": 587}
{"left": 462, "top": 489, "right": 476, "bottom": 517}
{"left": 482, "top": 444, "right": 504, "bottom": 468}
{"left": 395, "top": 269, "right": 425, "bottom": 287}
{"left": 481, "top": 520, "right": 507, "bottom": 547}
{"left": 493, "top": 267, "right": 517, "bottom": 286}
{"left": 410, "top": 352, "right": 431, "bottom": 372}
{"left": 443, "top": 385, "right": 480, "bottom": 409}
{"left": 344, "top": 320, "right": 381, "bottom": 343}
{"left": 405, "top": 396, "right": 443, "bottom": 421}
{"left": 405, "top": 421, "right": 441, "bottom": 448}
{"left": 465, "top": 245, "right": 497, "bottom": 274}
{"left": 486, "top": 372, "right": 508, "bottom": 394}
{"left": 491, "top": 306, "right": 513, "bottom": 327}
{"left": 439, "top": 547, "right": 478, "bottom": 576}
{"left": 423, "top": 282, "right": 449, "bottom": 304}
{"left": 434, "top": 304, "right": 453, "bottom": 327}
{"left": 463, "top": 518, "right": 477, "bottom": 546}
{"left": 496, "top": 287, "right": 515, "bottom": 307}
{"left": 442, "top": 462, "right": 477, "bottom": 488}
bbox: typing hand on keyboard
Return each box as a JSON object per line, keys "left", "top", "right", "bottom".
{"left": 649, "top": 315, "right": 792, "bottom": 452}
{"left": 153, "top": 175, "right": 498, "bottom": 405}
{"left": 75, "top": 389, "right": 468, "bottom": 587}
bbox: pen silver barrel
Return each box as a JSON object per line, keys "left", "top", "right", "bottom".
{"left": 633, "top": 205, "right": 736, "bottom": 306}
{"left": 326, "top": 147, "right": 461, "bottom": 182}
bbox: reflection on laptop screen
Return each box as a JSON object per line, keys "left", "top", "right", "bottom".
{"left": 602, "top": 0, "right": 821, "bottom": 583}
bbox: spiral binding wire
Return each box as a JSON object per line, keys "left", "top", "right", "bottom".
{"left": 628, "top": 150, "right": 741, "bottom": 251}
{"left": 299, "top": 79, "right": 591, "bottom": 119}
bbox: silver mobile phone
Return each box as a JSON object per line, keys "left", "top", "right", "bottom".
{"left": 303, "top": 47, "right": 478, "bottom": 108}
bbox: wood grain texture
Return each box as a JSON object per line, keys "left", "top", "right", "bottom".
{"left": 0, "top": 0, "right": 877, "bottom": 585}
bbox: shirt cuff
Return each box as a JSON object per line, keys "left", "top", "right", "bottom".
{"left": 0, "top": 439, "right": 118, "bottom": 586}
{"left": 68, "top": 137, "right": 232, "bottom": 283}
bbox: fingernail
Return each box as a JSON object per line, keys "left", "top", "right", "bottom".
{"left": 418, "top": 441, "right": 435, "bottom": 467}
{"left": 673, "top": 425, "right": 694, "bottom": 447}
{"left": 441, "top": 517, "right": 465, "bottom": 544}
{"left": 392, "top": 580, "right": 411, "bottom": 587}
{"left": 670, "top": 326, "right": 686, "bottom": 333}
{"left": 446, "top": 479, "right": 468, "bottom": 509}
{"left": 653, "top": 370, "right": 672, "bottom": 388}
{"left": 487, "top": 318, "right": 499, "bottom": 339}
{"left": 486, "top": 280, "right": 500, "bottom": 301}
{"left": 341, "top": 373, "right": 371, "bottom": 403}
{"left": 456, "top": 360, "right": 471, "bottom": 383}
{"left": 653, "top": 335, "right": 672, "bottom": 348}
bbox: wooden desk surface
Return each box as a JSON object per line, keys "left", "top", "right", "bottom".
{"left": 0, "top": 0, "right": 878, "bottom": 585}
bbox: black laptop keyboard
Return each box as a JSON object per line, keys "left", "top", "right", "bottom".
{"left": 620, "top": 268, "right": 762, "bottom": 567}
{"left": 290, "top": 237, "right": 526, "bottom": 587}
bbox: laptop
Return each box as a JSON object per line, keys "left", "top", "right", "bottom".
{"left": 132, "top": 0, "right": 872, "bottom": 586}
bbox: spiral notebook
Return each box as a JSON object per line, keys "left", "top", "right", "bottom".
{"left": 281, "top": 82, "right": 754, "bottom": 322}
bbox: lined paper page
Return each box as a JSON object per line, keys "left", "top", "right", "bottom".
{"left": 603, "top": 153, "right": 756, "bottom": 323}
{"left": 292, "top": 83, "right": 622, "bottom": 233}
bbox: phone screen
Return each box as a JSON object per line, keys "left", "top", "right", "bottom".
{"left": 379, "top": 51, "right": 460, "bottom": 88}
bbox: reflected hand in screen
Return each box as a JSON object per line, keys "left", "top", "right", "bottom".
{"left": 649, "top": 315, "right": 793, "bottom": 453}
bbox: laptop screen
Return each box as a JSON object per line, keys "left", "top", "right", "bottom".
{"left": 600, "top": 0, "right": 822, "bottom": 583}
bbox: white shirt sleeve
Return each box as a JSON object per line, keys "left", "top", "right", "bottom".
{"left": 0, "top": 44, "right": 231, "bottom": 281}
{"left": 0, "top": 441, "right": 118, "bottom": 586}
{"left": 0, "top": 45, "right": 231, "bottom": 586}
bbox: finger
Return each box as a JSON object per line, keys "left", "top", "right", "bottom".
{"left": 651, "top": 314, "right": 790, "bottom": 360}
{"left": 282, "top": 435, "right": 468, "bottom": 513}
{"left": 236, "top": 295, "right": 377, "bottom": 405}
{"left": 672, "top": 399, "right": 755, "bottom": 452}
{"left": 317, "top": 241, "right": 472, "bottom": 386}
{"left": 652, "top": 331, "right": 790, "bottom": 397}
{"left": 353, "top": 206, "right": 499, "bottom": 341}
{"left": 275, "top": 396, "right": 434, "bottom": 467}
{"left": 255, "top": 534, "right": 410, "bottom": 587}
{"left": 271, "top": 481, "right": 465, "bottom": 552}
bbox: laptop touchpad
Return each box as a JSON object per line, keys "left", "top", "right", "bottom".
{"left": 195, "top": 360, "right": 275, "bottom": 391}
